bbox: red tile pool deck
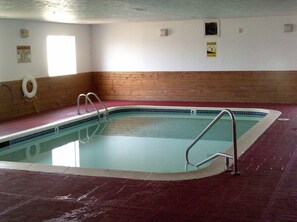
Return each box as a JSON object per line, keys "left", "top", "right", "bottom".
{"left": 0, "top": 101, "right": 297, "bottom": 221}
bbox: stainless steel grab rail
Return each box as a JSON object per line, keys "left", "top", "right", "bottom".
{"left": 77, "top": 94, "right": 101, "bottom": 120}
{"left": 78, "top": 121, "right": 108, "bottom": 144}
{"left": 185, "top": 109, "right": 240, "bottom": 175}
{"left": 86, "top": 92, "right": 109, "bottom": 118}
{"left": 77, "top": 92, "right": 109, "bottom": 121}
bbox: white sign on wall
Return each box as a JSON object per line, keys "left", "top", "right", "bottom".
{"left": 17, "top": 45, "right": 31, "bottom": 63}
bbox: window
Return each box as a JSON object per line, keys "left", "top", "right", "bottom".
{"left": 47, "top": 35, "right": 77, "bottom": 76}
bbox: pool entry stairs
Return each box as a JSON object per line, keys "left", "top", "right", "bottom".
{"left": 185, "top": 109, "right": 240, "bottom": 176}
{"left": 77, "top": 92, "right": 109, "bottom": 122}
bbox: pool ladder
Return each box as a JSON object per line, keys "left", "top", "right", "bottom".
{"left": 77, "top": 92, "right": 109, "bottom": 122}
{"left": 78, "top": 121, "right": 108, "bottom": 144}
{"left": 185, "top": 109, "right": 240, "bottom": 175}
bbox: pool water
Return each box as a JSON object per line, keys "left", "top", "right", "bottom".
{"left": 0, "top": 111, "right": 261, "bottom": 173}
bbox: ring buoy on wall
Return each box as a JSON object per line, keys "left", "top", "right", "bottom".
{"left": 25, "top": 144, "right": 40, "bottom": 161}
{"left": 22, "top": 75, "right": 37, "bottom": 99}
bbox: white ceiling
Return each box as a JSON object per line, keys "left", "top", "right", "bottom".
{"left": 0, "top": 0, "right": 297, "bottom": 24}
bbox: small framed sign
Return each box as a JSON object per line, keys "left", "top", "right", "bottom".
{"left": 204, "top": 20, "right": 220, "bottom": 36}
{"left": 17, "top": 45, "right": 31, "bottom": 63}
{"left": 207, "top": 42, "right": 217, "bottom": 57}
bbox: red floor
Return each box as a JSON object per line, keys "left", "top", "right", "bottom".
{"left": 0, "top": 101, "right": 297, "bottom": 221}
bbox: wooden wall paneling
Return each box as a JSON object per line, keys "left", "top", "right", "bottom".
{"left": 37, "top": 72, "right": 94, "bottom": 112}
{"left": 0, "top": 72, "right": 94, "bottom": 122}
{"left": 93, "top": 71, "right": 297, "bottom": 104}
{"left": 1, "top": 70, "right": 296, "bottom": 122}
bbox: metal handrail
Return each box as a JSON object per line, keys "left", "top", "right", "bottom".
{"left": 78, "top": 121, "right": 108, "bottom": 144}
{"left": 185, "top": 109, "right": 240, "bottom": 175}
{"left": 77, "top": 92, "right": 109, "bottom": 121}
{"left": 195, "top": 152, "right": 233, "bottom": 168}
{"left": 185, "top": 152, "right": 233, "bottom": 172}
{"left": 77, "top": 94, "right": 101, "bottom": 120}
{"left": 86, "top": 92, "right": 109, "bottom": 118}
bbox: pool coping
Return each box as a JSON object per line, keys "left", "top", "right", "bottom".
{"left": 0, "top": 105, "right": 281, "bottom": 181}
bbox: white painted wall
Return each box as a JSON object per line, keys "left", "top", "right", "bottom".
{"left": 0, "top": 19, "right": 92, "bottom": 81}
{"left": 91, "top": 15, "right": 297, "bottom": 71}
{"left": 0, "top": 15, "right": 296, "bottom": 81}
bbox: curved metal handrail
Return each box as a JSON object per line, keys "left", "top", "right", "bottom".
{"left": 195, "top": 152, "right": 233, "bottom": 168}
{"left": 77, "top": 94, "right": 101, "bottom": 120}
{"left": 79, "top": 121, "right": 108, "bottom": 144}
{"left": 77, "top": 92, "right": 109, "bottom": 122}
{"left": 185, "top": 109, "right": 240, "bottom": 175}
{"left": 185, "top": 152, "right": 233, "bottom": 172}
{"left": 86, "top": 92, "right": 109, "bottom": 118}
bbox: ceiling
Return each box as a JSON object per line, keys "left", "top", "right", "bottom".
{"left": 0, "top": 0, "right": 297, "bottom": 24}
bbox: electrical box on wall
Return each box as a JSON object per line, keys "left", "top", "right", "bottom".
{"left": 284, "top": 24, "right": 293, "bottom": 32}
{"left": 20, "top": 29, "right": 29, "bottom": 38}
{"left": 160, "top": 28, "right": 168, "bottom": 37}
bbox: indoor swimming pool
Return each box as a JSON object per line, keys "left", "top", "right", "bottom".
{"left": 0, "top": 106, "right": 280, "bottom": 180}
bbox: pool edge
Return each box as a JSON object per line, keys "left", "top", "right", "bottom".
{"left": 0, "top": 106, "right": 281, "bottom": 181}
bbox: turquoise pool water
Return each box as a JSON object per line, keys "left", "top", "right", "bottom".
{"left": 0, "top": 109, "right": 263, "bottom": 173}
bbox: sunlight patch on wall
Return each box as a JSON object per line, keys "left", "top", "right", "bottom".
{"left": 47, "top": 35, "right": 77, "bottom": 77}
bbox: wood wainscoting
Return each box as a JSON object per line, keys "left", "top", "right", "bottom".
{"left": 93, "top": 71, "right": 297, "bottom": 104}
{"left": 0, "top": 72, "right": 94, "bottom": 122}
{"left": 1, "top": 71, "right": 296, "bottom": 122}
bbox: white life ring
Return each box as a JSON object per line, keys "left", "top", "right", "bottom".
{"left": 25, "top": 144, "right": 40, "bottom": 161}
{"left": 22, "top": 75, "right": 37, "bottom": 99}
